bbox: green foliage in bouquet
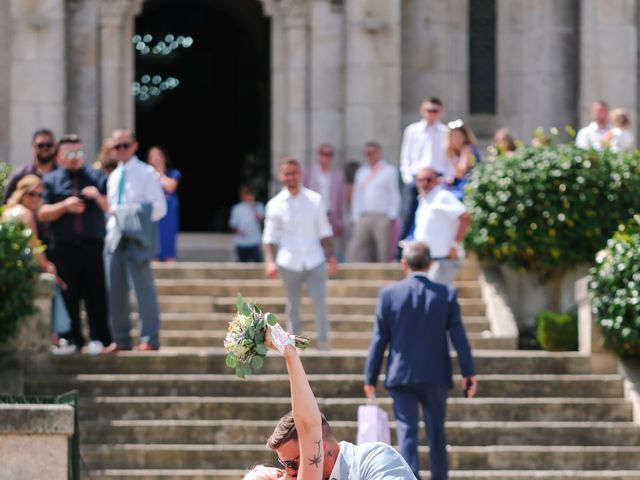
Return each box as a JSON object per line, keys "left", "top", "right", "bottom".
{"left": 465, "top": 139, "right": 640, "bottom": 310}
{"left": 0, "top": 162, "right": 11, "bottom": 201}
{"left": 589, "top": 216, "right": 640, "bottom": 357}
{"left": 0, "top": 221, "right": 38, "bottom": 346}
{"left": 224, "top": 294, "right": 309, "bottom": 378}
{"left": 535, "top": 309, "right": 578, "bottom": 351}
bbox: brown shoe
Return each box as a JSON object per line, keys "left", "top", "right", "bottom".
{"left": 135, "top": 341, "right": 158, "bottom": 351}
{"left": 101, "top": 343, "right": 131, "bottom": 354}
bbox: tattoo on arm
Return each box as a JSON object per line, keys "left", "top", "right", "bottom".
{"left": 308, "top": 439, "right": 322, "bottom": 468}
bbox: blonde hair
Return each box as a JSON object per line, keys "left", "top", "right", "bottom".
{"left": 243, "top": 465, "right": 282, "bottom": 480}
{"left": 6, "top": 175, "right": 43, "bottom": 207}
{"left": 610, "top": 108, "right": 631, "bottom": 128}
{"left": 446, "top": 122, "right": 477, "bottom": 158}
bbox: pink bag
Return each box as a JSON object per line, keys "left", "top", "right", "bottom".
{"left": 357, "top": 403, "right": 391, "bottom": 445}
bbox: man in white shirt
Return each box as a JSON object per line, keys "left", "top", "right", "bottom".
{"left": 263, "top": 158, "right": 337, "bottom": 349}
{"left": 409, "top": 167, "right": 470, "bottom": 286}
{"left": 399, "top": 97, "right": 449, "bottom": 215}
{"left": 103, "top": 129, "right": 167, "bottom": 352}
{"left": 267, "top": 411, "right": 415, "bottom": 480}
{"left": 347, "top": 142, "right": 401, "bottom": 262}
{"left": 576, "top": 100, "right": 611, "bottom": 150}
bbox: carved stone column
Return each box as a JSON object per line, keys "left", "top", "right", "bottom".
{"left": 343, "top": 0, "right": 401, "bottom": 163}
{"left": 9, "top": 0, "right": 67, "bottom": 165}
{"left": 260, "top": 0, "right": 310, "bottom": 185}
{"left": 99, "top": 0, "right": 143, "bottom": 140}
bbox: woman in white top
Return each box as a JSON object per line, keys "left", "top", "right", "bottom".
{"left": 603, "top": 108, "right": 635, "bottom": 153}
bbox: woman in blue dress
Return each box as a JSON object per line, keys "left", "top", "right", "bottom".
{"left": 147, "top": 146, "right": 181, "bottom": 261}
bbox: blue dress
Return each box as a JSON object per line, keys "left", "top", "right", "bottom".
{"left": 156, "top": 169, "right": 181, "bottom": 260}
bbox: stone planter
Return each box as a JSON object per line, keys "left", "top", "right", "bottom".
{"left": 0, "top": 273, "right": 55, "bottom": 395}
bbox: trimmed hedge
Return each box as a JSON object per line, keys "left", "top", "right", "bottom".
{"left": 590, "top": 216, "right": 640, "bottom": 357}
{"left": 535, "top": 309, "right": 578, "bottom": 351}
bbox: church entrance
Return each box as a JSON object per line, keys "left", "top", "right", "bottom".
{"left": 134, "top": 0, "right": 270, "bottom": 232}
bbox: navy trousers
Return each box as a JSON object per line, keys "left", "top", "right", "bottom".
{"left": 388, "top": 383, "right": 449, "bottom": 480}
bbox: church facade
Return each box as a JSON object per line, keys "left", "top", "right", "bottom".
{"left": 0, "top": 0, "right": 637, "bottom": 226}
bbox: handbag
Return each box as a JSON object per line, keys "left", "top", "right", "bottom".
{"left": 357, "top": 399, "right": 391, "bottom": 445}
{"left": 51, "top": 285, "right": 71, "bottom": 334}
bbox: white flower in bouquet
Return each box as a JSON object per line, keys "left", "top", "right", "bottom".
{"left": 224, "top": 294, "right": 310, "bottom": 378}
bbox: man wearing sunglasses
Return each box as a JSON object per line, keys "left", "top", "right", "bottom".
{"left": 38, "top": 134, "right": 112, "bottom": 355}
{"left": 4, "top": 129, "right": 58, "bottom": 204}
{"left": 103, "top": 129, "right": 167, "bottom": 353}
{"left": 267, "top": 411, "right": 415, "bottom": 479}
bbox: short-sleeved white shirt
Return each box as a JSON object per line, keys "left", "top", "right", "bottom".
{"left": 229, "top": 201, "right": 264, "bottom": 246}
{"left": 262, "top": 186, "right": 333, "bottom": 271}
{"left": 413, "top": 186, "right": 467, "bottom": 258}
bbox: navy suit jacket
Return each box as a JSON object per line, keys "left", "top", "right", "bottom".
{"left": 365, "top": 274, "right": 476, "bottom": 389}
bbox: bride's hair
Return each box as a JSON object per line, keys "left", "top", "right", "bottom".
{"left": 243, "top": 464, "right": 282, "bottom": 480}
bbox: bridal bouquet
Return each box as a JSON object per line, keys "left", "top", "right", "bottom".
{"left": 224, "top": 294, "right": 310, "bottom": 378}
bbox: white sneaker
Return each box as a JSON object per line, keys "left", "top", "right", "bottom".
{"left": 51, "top": 339, "right": 78, "bottom": 355}
{"left": 87, "top": 340, "right": 105, "bottom": 355}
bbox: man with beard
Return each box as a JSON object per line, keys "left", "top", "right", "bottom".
{"left": 4, "top": 129, "right": 58, "bottom": 203}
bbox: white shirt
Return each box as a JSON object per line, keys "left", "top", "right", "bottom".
{"left": 575, "top": 121, "right": 611, "bottom": 150}
{"left": 351, "top": 160, "right": 401, "bottom": 221}
{"left": 413, "top": 185, "right": 466, "bottom": 258}
{"left": 609, "top": 127, "right": 635, "bottom": 153}
{"left": 400, "top": 119, "right": 449, "bottom": 185}
{"left": 107, "top": 156, "right": 167, "bottom": 224}
{"left": 262, "top": 186, "right": 333, "bottom": 271}
{"left": 229, "top": 201, "right": 264, "bottom": 246}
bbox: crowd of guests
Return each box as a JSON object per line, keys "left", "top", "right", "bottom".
{"left": 2, "top": 128, "right": 181, "bottom": 355}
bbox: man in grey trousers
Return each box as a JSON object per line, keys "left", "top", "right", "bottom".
{"left": 263, "top": 157, "right": 338, "bottom": 349}
{"left": 103, "top": 129, "right": 166, "bottom": 352}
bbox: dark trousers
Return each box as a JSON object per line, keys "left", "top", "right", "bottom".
{"left": 236, "top": 245, "right": 263, "bottom": 262}
{"left": 389, "top": 383, "right": 449, "bottom": 480}
{"left": 52, "top": 240, "right": 112, "bottom": 347}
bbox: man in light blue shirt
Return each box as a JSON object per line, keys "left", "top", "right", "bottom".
{"left": 267, "top": 411, "right": 416, "bottom": 480}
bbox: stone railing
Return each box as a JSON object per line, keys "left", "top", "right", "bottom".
{"left": 576, "top": 276, "right": 640, "bottom": 424}
{"left": 0, "top": 403, "right": 74, "bottom": 480}
{"left": 0, "top": 273, "right": 55, "bottom": 395}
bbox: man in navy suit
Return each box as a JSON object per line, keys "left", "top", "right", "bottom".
{"left": 364, "top": 241, "right": 478, "bottom": 480}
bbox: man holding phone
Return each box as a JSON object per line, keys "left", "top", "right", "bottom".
{"left": 364, "top": 241, "right": 477, "bottom": 480}
{"left": 39, "top": 134, "right": 112, "bottom": 354}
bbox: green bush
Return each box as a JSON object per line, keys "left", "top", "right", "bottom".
{"left": 0, "top": 221, "right": 38, "bottom": 346}
{"left": 589, "top": 216, "right": 640, "bottom": 357}
{"left": 535, "top": 309, "right": 578, "bottom": 351}
{"left": 465, "top": 141, "right": 640, "bottom": 310}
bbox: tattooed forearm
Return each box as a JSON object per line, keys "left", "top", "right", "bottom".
{"left": 308, "top": 439, "right": 322, "bottom": 468}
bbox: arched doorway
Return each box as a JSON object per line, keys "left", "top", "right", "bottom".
{"left": 134, "top": 0, "right": 270, "bottom": 231}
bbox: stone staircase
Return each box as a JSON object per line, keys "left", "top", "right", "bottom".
{"left": 24, "top": 260, "right": 640, "bottom": 479}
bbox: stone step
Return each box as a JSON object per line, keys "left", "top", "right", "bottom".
{"left": 80, "top": 419, "right": 640, "bottom": 446}
{"left": 157, "top": 329, "right": 512, "bottom": 350}
{"left": 154, "top": 296, "right": 486, "bottom": 316}
{"left": 86, "top": 469, "right": 640, "bottom": 480}
{"left": 26, "top": 374, "right": 624, "bottom": 398}
{"left": 80, "top": 444, "right": 640, "bottom": 470}
{"left": 42, "top": 350, "right": 594, "bottom": 375}
{"left": 152, "top": 262, "right": 479, "bottom": 281}
{"left": 154, "top": 278, "right": 483, "bottom": 299}
{"left": 79, "top": 396, "right": 633, "bottom": 423}
{"left": 147, "top": 312, "right": 491, "bottom": 334}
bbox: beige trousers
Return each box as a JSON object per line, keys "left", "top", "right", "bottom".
{"left": 347, "top": 213, "right": 391, "bottom": 262}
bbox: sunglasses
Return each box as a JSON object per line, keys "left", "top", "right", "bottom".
{"left": 36, "top": 142, "right": 54, "bottom": 149}
{"left": 417, "top": 176, "right": 438, "bottom": 183}
{"left": 448, "top": 119, "right": 464, "bottom": 129}
{"left": 319, "top": 151, "right": 334, "bottom": 157}
{"left": 64, "top": 150, "right": 84, "bottom": 159}
{"left": 26, "top": 191, "right": 44, "bottom": 198}
{"left": 277, "top": 456, "right": 299, "bottom": 471}
{"left": 114, "top": 143, "right": 132, "bottom": 150}
{"left": 426, "top": 109, "right": 440, "bottom": 114}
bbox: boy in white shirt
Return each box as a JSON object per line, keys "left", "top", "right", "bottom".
{"left": 229, "top": 184, "right": 264, "bottom": 262}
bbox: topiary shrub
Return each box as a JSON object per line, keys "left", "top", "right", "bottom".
{"left": 535, "top": 309, "right": 578, "bottom": 351}
{"left": 0, "top": 162, "right": 10, "bottom": 201}
{"left": 0, "top": 221, "right": 38, "bottom": 346}
{"left": 589, "top": 216, "right": 640, "bottom": 357}
{"left": 465, "top": 140, "right": 640, "bottom": 312}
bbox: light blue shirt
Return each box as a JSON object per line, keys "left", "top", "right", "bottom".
{"left": 329, "top": 441, "right": 416, "bottom": 480}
